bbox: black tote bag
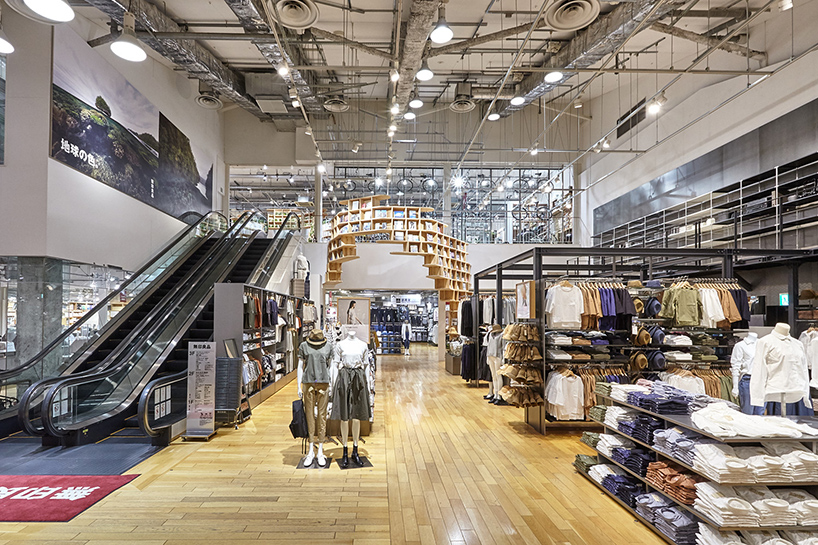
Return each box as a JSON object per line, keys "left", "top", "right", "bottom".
{"left": 289, "top": 399, "right": 309, "bottom": 439}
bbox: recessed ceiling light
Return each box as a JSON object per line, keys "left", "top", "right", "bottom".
{"left": 544, "top": 71, "right": 563, "bottom": 83}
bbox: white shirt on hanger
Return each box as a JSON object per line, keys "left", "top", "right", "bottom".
{"left": 749, "top": 331, "right": 810, "bottom": 407}
{"left": 545, "top": 285, "right": 583, "bottom": 329}
{"left": 798, "top": 329, "right": 818, "bottom": 389}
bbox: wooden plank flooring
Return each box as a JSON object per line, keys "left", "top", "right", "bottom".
{"left": 0, "top": 345, "right": 665, "bottom": 544}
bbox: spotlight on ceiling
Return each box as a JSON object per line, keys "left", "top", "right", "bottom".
{"left": 574, "top": 94, "right": 584, "bottom": 109}
{"left": 386, "top": 167, "right": 393, "bottom": 175}
{"left": 289, "top": 88, "right": 300, "bottom": 108}
{"left": 510, "top": 95, "right": 525, "bottom": 106}
{"left": 11, "top": 0, "right": 74, "bottom": 23}
{"left": 542, "top": 181, "right": 554, "bottom": 193}
{"left": 390, "top": 103, "right": 400, "bottom": 115}
{"left": 779, "top": 0, "right": 793, "bottom": 10}
{"left": 429, "top": 4, "right": 454, "bottom": 44}
{"left": 451, "top": 175, "right": 464, "bottom": 188}
{"left": 530, "top": 147, "right": 539, "bottom": 156}
{"left": 316, "top": 163, "right": 326, "bottom": 174}
{"left": 402, "top": 179, "right": 409, "bottom": 185}
{"left": 387, "top": 130, "right": 395, "bottom": 138}
{"left": 602, "top": 139, "right": 611, "bottom": 149}
{"left": 544, "top": 70, "right": 564, "bottom": 83}
{"left": 351, "top": 142, "right": 362, "bottom": 154}
{"left": 409, "top": 93, "right": 423, "bottom": 109}
{"left": 403, "top": 111, "right": 416, "bottom": 120}
{"left": 416, "top": 59, "right": 434, "bottom": 81}
{"left": 389, "top": 124, "right": 397, "bottom": 132}
{"left": 304, "top": 127, "right": 312, "bottom": 136}
{"left": 390, "top": 68, "right": 400, "bottom": 82}
{"left": 481, "top": 179, "right": 490, "bottom": 187}
{"left": 487, "top": 112, "right": 500, "bottom": 121}
{"left": 375, "top": 177, "right": 383, "bottom": 187}
{"left": 110, "top": 12, "right": 146, "bottom": 62}
{"left": 647, "top": 92, "right": 667, "bottom": 115}
{"left": 277, "top": 64, "right": 290, "bottom": 77}
{"left": 322, "top": 190, "right": 328, "bottom": 197}
{"left": 496, "top": 185, "right": 504, "bottom": 193}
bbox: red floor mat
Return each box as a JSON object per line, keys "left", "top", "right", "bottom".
{"left": 0, "top": 474, "right": 139, "bottom": 521}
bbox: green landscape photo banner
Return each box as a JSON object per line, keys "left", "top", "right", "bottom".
{"left": 50, "top": 26, "right": 212, "bottom": 218}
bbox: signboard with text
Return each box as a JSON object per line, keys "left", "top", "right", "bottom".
{"left": 185, "top": 342, "right": 216, "bottom": 440}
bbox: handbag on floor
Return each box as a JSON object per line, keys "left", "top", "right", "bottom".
{"left": 289, "top": 399, "right": 309, "bottom": 439}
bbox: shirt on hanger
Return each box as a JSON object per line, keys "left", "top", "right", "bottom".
{"left": 545, "top": 285, "right": 583, "bottom": 329}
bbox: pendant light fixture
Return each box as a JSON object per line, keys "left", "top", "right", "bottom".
{"left": 544, "top": 70, "right": 563, "bottom": 83}
{"left": 110, "top": 12, "right": 146, "bottom": 62}
{"left": 429, "top": 3, "right": 453, "bottom": 44}
{"left": 8, "top": 0, "right": 74, "bottom": 24}
{"left": 510, "top": 95, "right": 525, "bottom": 106}
{"left": 487, "top": 112, "right": 500, "bottom": 121}
{"left": 409, "top": 90, "right": 423, "bottom": 109}
{"left": 415, "top": 59, "right": 434, "bottom": 81}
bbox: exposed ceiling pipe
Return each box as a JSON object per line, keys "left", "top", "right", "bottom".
{"left": 394, "top": 0, "right": 441, "bottom": 113}
{"left": 309, "top": 27, "right": 396, "bottom": 62}
{"left": 471, "top": 87, "right": 514, "bottom": 100}
{"left": 500, "top": 0, "right": 686, "bottom": 117}
{"left": 426, "top": 18, "right": 558, "bottom": 58}
{"left": 82, "top": 0, "right": 267, "bottom": 119}
{"left": 222, "top": 0, "right": 323, "bottom": 115}
{"left": 651, "top": 22, "right": 767, "bottom": 62}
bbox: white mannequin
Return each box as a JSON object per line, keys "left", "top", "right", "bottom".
{"left": 750, "top": 323, "right": 810, "bottom": 416}
{"left": 731, "top": 332, "right": 758, "bottom": 399}
{"left": 401, "top": 320, "right": 412, "bottom": 356}
{"left": 774, "top": 322, "right": 791, "bottom": 337}
{"left": 333, "top": 331, "right": 371, "bottom": 467}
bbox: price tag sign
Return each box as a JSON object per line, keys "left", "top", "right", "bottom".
{"left": 185, "top": 342, "right": 216, "bottom": 439}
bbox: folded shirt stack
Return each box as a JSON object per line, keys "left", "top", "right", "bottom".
{"left": 629, "top": 391, "right": 690, "bottom": 415}
{"left": 654, "top": 427, "right": 709, "bottom": 466}
{"left": 545, "top": 332, "right": 573, "bottom": 345}
{"left": 691, "top": 333, "right": 719, "bottom": 346}
{"left": 693, "top": 482, "right": 761, "bottom": 527}
{"left": 580, "top": 431, "right": 601, "bottom": 449}
{"left": 604, "top": 406, "right": 640, "bottom": 430}
{"left": 694, "top": 443, "right": 757, "bottom": 484}
{"left": 588, "top": 463, "right": 625, "bottom": 484}
{"left": 570, "top": 352, "right": 592, "bottom": 361}
{"left": 592, "top": 352, "right": 612, "bottom": 361}
{"left": 610, "top": 383, "right": 650, "bottom": 403}
{"left": 602, "top": 473, "right": 643, "bottom": 508}
{"left": 735, "top": 487, "right": 799, "bottom": 527}
{"left": 741, "top": 531, "right": 795, "bottom": 545}
{"left": 595, "top": 381, "right": 613, "bottom": 397}
{"left": 546, "top": 348, "right": 572, "bottom": 360}
{"left": 695, "top": 523, "right": 746, "bottom": 545}
{"left": 666, "top": 350, "right": 694, "bottom": 362}
{"left": 611, "top": 447, "right": 653, "bottom": 477}
{"left": 692, "top": 403, "right": 818, "bottom": 439}
{"left": 573, "top": 454, "right": 599, "bottom": 474}
{"left": 734, "top": 446, "right": 794, "bottom": 483}
{"left": 597, "top": 433, "right": 635, "bottom": 457}
{"left": 591, "top": 338, "right": 610, "bottom": 345}
{"left": 619, "top": 413, "right": 664, "bottom": 445}
{"left": 781, "top": 530, "right": 818, "bottom": 545}
{"left": 666, "top": 334, "right": 694, "bottom": 346}
{"left": 762, "top": 442, "right": 818, "bottom": 482}
{"left": 654, "top": 507, "right": 699, "bottom": 545}
{"left": 635, "top": 492, "right": 673, "bottom": 523}
{"left": 588, "top": 405, "right": 607, "bottom": 424}
{"left": 772, "top": 489, "right": 818, "bottom": 526}
{"left": 572, "top": 337, "right": 592, "bottom": 345}
{"left": 645, "top": 461, "right": 704, "bottom": 505}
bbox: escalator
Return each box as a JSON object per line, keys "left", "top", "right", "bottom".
{"left": 18, "top": 211, "right": 300, "bottom": 446}
{"left": 0, "top": 211, "right": 230, "bottom": 438}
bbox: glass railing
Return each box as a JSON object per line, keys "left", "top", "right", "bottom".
{"left": 137, "top": 371, "right": 187, "bottom": 438}
{"left": 0, "top": 211, "right": 227, "bottom": 410}
{"left": 247, "top": 211, "right": 301, "bottom": 288}
{"left": 39, "top": 212, "right": 267, "bottom": 436}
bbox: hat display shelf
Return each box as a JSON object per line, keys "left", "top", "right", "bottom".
{"left": 325, "top": 195, "right": 471, "bottom": 334}
{"left": 497, "top": 321, "right": 545, "bottom": 408}
{"left": 214, "top": 281, "right": 309, "bottom": 410}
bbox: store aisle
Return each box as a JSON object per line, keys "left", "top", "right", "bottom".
{"left": 0, "top": 345, "right": 663, "bottom": 545}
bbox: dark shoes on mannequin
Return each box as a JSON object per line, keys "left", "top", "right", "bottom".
{"left": 341, "top": 446, "right": 349, "bottom": 468}
{"left": 352, "top": 446, "right": 364, "bottom": 467}
{"left": 483, "top": 394, "right": 493, "bottom": 400}
{"left": 493, "top": 398, "right": 509, "bottom": 406}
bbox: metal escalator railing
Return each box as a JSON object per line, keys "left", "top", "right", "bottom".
{"left": 247, "top": 212, "right": 301, "bottom": 289}
{"left": 0, "top": 212, "right": 228, "bottom": 409}
{"left": 136, "top": 212, "right": 302, "bottom": 441}
{"left": 137, "top": 371, "right": 186, "bottom": 439}
{"left": 37, "top": 212, "right": 267, "bottom": 437}
{"left": 17, "top": 212, "right": 255, "bottom": 436}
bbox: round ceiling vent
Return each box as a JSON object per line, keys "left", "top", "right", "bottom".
{"left": 324, "top": 96, "right": 350, "bottom": 113}
{"left": 450, "top": 96, "right": 476, "bottom": 113}
{"left": 544, "top": 0, "right": 600, "bottom": 32}
{"left": 195, "top": 93, "right": 223, "bottom": 110}
{"left": 270, "top": 0, "right": 320, "bottom": 31}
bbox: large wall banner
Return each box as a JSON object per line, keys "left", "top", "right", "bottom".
{"left": 50, "top": 26, "right": 212, "bottom": 218}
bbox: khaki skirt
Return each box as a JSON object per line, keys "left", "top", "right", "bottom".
{"left": 330, "top": 367, "right": 371, "bottom": 421}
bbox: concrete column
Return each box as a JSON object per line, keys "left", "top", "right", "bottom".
{"left": 442, "top": 164, "right": 451, "bottom": 235}
{"left": 14, "top": 258, "right": 64, "bottom": 381}
{"left": 221, "top": 168, "right": 230, "bottom": 217}
{"left": 314, "top": 170, "right": 322, "bottom": 242}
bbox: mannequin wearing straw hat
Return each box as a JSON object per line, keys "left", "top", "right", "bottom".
{"left": 331, "top": 330, "right": 373, "bottom": 468}
{"left": 484, "top": 324, "right": 506, "bottom": 404}
{"left": 298, "top": 329, "right": 333, "bottom": 467}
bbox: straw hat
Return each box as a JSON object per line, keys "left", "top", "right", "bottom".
{"left": 633, "top": 297, "right": 644, "bottom": 314}
{"left": 628, "top": 280, "right": 644, "bottom": 289}
{"left": 490, "top": 324, "right": 503, "bottom": 333}
{"left": 800, "top": 289, "right": 816, "bottom": 300}
{"left": 447, "top": 327, "right": 459, "bottom": 338}
{"left": 306, "top": 329, "right": 326, "bottom": 347}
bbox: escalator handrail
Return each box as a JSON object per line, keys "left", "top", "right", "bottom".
{"left": 17, "top": 212, "right": 252, "bottom": 435}
{"left": 41, "top": 232, "right": 260, "bottom": 436}
{"left": 0, "top": 211, "right": 228, "bottom": 381}
{"left": 38, "top": 212, "right": 266, "bottom": 436}
{"left": 247, "top": 211, "right": 302, "bottom": 288}
{"left": 137, "top": 370, "right": 186, "bottom": 437}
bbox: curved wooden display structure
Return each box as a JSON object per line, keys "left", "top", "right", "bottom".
{"left": 326, "top": 195, "right": 471, "bottom": 303}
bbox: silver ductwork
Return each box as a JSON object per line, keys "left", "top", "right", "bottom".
{"left": 395, "top": 0, "right": 441, "bottom": 110}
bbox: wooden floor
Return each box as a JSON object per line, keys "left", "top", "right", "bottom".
{"left": 0, "top": 345, "right": 665, "bottom": 544}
